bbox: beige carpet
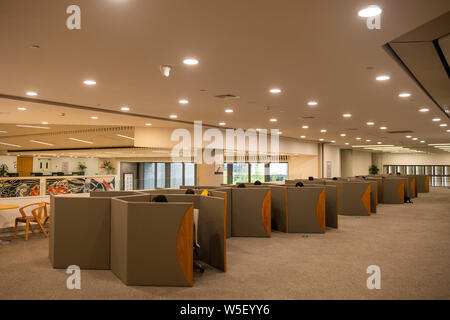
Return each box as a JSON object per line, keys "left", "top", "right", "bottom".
{"left": 1, "top": 188, "right": 449, "bottom": 300}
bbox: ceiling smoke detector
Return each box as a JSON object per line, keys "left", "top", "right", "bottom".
{"left": 160, "top": 65, "right": 172, "bottom": 78}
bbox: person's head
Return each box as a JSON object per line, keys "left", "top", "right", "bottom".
{"left": 254, "top": 180, "right": 262, "bottom": 186}
{"left": 152, "top": 195, "right": 168, "bottom": 203}
{"left": 295, "top": 182, "right": 304, "bottom": 188}
{"left": 237, "top": 183, "right": 246, "bottom": 188}
{"left": 396, "top": 172, "right": 401, "bottom": 176}
{"left": 332, "top": 177, "right": 338, "bottom": 181}
{"left": 185, "top": 189, "right": 195, "bottom": 195}
{"left": 308, "top": 176, "right": 314, "bottom": 181}
{"left": 362, "top": 176, "right": 366, "bottom": 179}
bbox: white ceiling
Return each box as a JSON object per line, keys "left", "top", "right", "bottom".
{"left": 0, "top": 0, "right": 449, "bottom": 152}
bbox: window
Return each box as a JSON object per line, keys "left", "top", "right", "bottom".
{"left": 223, "top": 163, "right": 229, "bottom": 184}
{"left": 383, "top": 165, "right": 450, "bottom": 187}
{"left": 143, "top": 163, "right": 155, "bottom": 189}
{"left": 269, "top": 163, "right": 288, "bottom": 182}
{"left": 184, "top": 163, "right": 196, "bottom": 186}
{"left": 250, "top": 163, "right": 265, "bottom": 183}
{"left": 170, "top": 163, "right": 183, "bottom": 188}
{"left": 156, "top": 163, "right": 166, "bottom": 188}
{"left": 232, "top": 163, "right": 249, "bottom": 184}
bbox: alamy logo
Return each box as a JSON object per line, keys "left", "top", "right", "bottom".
{"left": 358, "top": 5, "right": 382, "bottom": 30}
{"left": 66, "top": 265, "right": 81, "bottom": 290}
{"left": 366, "top": 15, "right": 381, "bottom": 30}
{"left": 366, "top": 265, "right": 381, "bottom": 290}
{"left": 66, "top": 5, "right": 81, "bottom": 30}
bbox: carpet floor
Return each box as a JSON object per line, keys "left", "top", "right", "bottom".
{"left": 1, "top": 188, "right": 449, "bottom": 300}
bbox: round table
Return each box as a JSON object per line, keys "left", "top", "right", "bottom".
{"left": 0, "top": 204, "right": 20, "bottom": 244}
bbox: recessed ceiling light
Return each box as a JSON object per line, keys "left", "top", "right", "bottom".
{"left": 41, "top": 122, "right": 49, "bottom": 125}
{"left": 320, "top": 129, "right": 327, "bottom": 133}
{"left": 345, "top": 143, "right": 350, "bottom": 145}
{"left": 432, "top": 118, "right": 441, "bottom": 122}
{"left": 0, "top": 141, "right": 21, "bottom": 148}
{"left": 447, "top": 129, "right": 450, "bottom": 133}
{"left": 269, "top": 88, "right": 281, "bottom": 94}
{"left": 91, "top": 116, "right": 99, "bottom": 120}
{"left": 17, "top": 107, "right": 27, "bottom": 111}
{"left": 26, "top": 91, "right": 38, "bottom": 96}
{"left": 399, "top": 93, "right": 411, "bottom": 98}
{"left": 69, "top": 138, "right": 93, "bottom": 144}
{"left": 183, "top": 58, "right": 199, "bottom": 65}
{"left": 16, "top": 125, "right": 50, "bottom": 129}
{"left": 302, "top": 125, "right": 309, "bottom": 129}
{"left": 412, "top": 138, "right": 418, "bottom": 141}
{"left": 340, "top": 133, "right": 346, "bottom": 137}
{"left": 343, "top": 113, "right": 352, "bottom": 118}
{"left": 219, "top": 122, "right": 226, "bottom": 126}
{"left": 419, "top": 108, "right": 429, "bottom": 112}
{"left": 145, "top": 123, "right": 152, "bottom": 126}
{"left": 270, "top": 118, "right": 278, "bottom": 122}
{"left": 0, "top": 131, "right": 7, "bottom": 134}
{"left": 117, "top": 134, "right": 135, "bottom": 140}
{"left": 300, "top": 136, "right": 306, "bottom": 139}
{"left": 278, "top": 132, "right": 283, "bottom": 135}
{"left": 120, "top": 106, "right": 130, "bottom": 111}
{"left": 307, "top": 101, "right": 318, "bottom": 106}
{"left": 30, "top": 140, "right": 54, "bottom": 146}
{"left": 319, "top": 139, "right": 324, "bottom": 141}
{"left": 406, "top": 136, "right": 412, "bottom": 138}
{"left": 170, "top": 114, "right": 178, "bottom": 119}
{"left": 376, "top": 75, "right": 390, "bottom": 81}
{"left": 356, "top": 137, "right": 362, "bottom": 140}
{"left": 179, "top": 99, "right": 189, "bottom": 104}
{"left": 366, "top": 122, "right": 375, "bottom": 126}
{"left": 366, "top": 139, "right": 371, "bottom": 142}
{"left": 358, "top": 5, "right": 382, "bottom": 18}
{"left": 331, "top": 140, "right": 336, "bottom": 143}
{"left": 225, "top": 109, "right": 234, "bottom": 113}
{"left": 420, "top": 141, "right": 425, "bottom": 143}
{"left": 440, "top": 124, "right": 448, "bottom": 127}
{"left": 83, "top": 80, "right": 97, "bottom": 86}
{"left": 377, "top": 142, "right": 382, "bottom": 144}
{"left": 380, "top": 126, "right": 387, "bottom": 130}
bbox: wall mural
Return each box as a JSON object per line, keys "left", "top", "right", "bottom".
{"left": 0, "top": 179, "right": 41, "bottom": 198}
{"left": 90, "top": 177, "right": 115, "bottom": 192}
{"left": 46, "top": 178, "right": 88, "bottom": 195}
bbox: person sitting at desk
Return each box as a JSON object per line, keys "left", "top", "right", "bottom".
{"left": 332, "top": 177, "right": 338, "bottom": 181}
{"left": 254, "top": 180, "right": 262, "bottom": 186}
{"left": 237, "top": 183, "right": 246, "bottom": 188}
{"left": 185, "top": 189, "right": 195, "bottom": 195}
{"left": 308, "top": 176, "right": 314, "bottom": 181}
{"left": 152, "top": 195, "right": 168, "bottom": 203}
{"left": 295, "top": 182, "right": 304, "bottom": 187}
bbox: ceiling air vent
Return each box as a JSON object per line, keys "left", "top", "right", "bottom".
{"left": 214, "top": 94, "right": 240, "bottom": 100}
{"left": 388, "top": 130, "right": 414, "bottom": 134}
{"left": 301, "top": 116, "right": 315, "bottom": 119}
{"left": 347, "top": 128, "right": 358, "bottom": 131}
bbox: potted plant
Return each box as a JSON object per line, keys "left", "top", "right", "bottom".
{"left": 100, "top": 160, "right": 115, "bottom": 175}
{"left": 0, "top": 164, "right": 8, "bottom": 177}
{"left": 77, "top": 162, "right": 87, "bottom": 175}
{"left": 369, "top": 164, "right": 379, "bottom": 175}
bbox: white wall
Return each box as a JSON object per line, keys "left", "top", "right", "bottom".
{"left": 288, "top": 155, "right": 319, "bottom": 179}
{"left": 373, "top": 152, "right": 450, "bottom": 168}
{"left": 340, "top": 149, "right": 373, "bottom": 177}
{"left": 0, "top": 156, "right": 17, "bottom": 174}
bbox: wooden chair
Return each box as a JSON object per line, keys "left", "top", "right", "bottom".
{"left": 14, "top": 202, "right": 49, "bottom": 240}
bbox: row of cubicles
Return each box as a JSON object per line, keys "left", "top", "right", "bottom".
{"left": 49, "top": 174, "right": 429, "bottom": 287}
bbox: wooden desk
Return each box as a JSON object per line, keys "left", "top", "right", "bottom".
{"left": 0, "top": 204, "right": 19, "bottom": 244}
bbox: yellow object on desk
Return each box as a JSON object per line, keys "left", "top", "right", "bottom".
{"left": 0, "top": 205, "right": 20, "bottom": 210}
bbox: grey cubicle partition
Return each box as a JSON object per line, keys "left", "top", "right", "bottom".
{"left": 415, "top": 175, "right": 430, "bottom": 193}
{"left": 405, "top": 176, "right": 417, "bottom": 198}
{"left": 111, "top": 199, "right": 194, "bottom": 286}
{"left": 231, "top": 188, "right": 271, "bottom": 237}
{"left": 287, "top": 187, "right": 326, "bottom": 233}
{"left": 50, "top": 196, "right": 112, "bottom": 269}
{"left": 285, "top": 179, "right": 326, "bottom": 185}
{"left": 90, "top": 191, "right": 142, "bottom": 198}
{"left": 340, "top": 182, "right": 371, "bottom": 216}
{"left": 325, "top": 181, "right": 344, "bottom": 215}
{"left": 210, "top": 188, "right": 232, "bottom": 239}
{"left": 282, "top": 184, "right": 338, "bottom": 229}
{"left": 366, "top": 177, "right": 383, "bottom": 203}
{"left": 382, "top": 178, "right": 405, "bottom": 204}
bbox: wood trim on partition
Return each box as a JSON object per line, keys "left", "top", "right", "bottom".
{"left": 425, "top": 176, "right": 429, "bottom": 192}
{"left": 411, "top": 178, "right": 416, "bottom": 197}
{"left": 261, "top": 190, "right": 271, "bottom": 237}
{"left": 223, "top": 193, "right": 227, "bottom": 273}
{"left": 397, "top": 181, "right": 405, "bottom": 203}
{"left": 177, "top": 205, "right": 194, "bottom": 287}
{"left": 335, "top": 187, "right": 339, "bottom": 229}
{"left": 316, "top": 189, "right": 326, "bottom": 232}
{"left": 285, "top": 189, "right": 289, "bottom": 233}
{"left": 361, "top": 185, "right": 371, "bottom": 215}
{"left": 375, "top": 181, "right": 378, "bottom": 205}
